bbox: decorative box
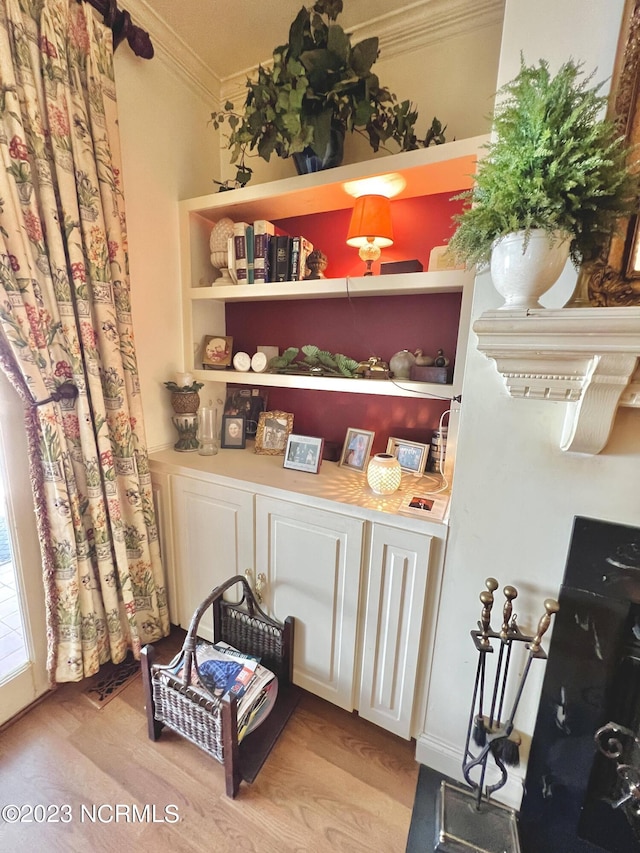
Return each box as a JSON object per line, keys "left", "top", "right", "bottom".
{"left": 380, "top": 259, "right": 423, "bottom": 275}
{"left": 322, "top": 441, "right": 341, "bottom": 462}
{"left": 410, "top": 365, "right": 448, "bottom": 383}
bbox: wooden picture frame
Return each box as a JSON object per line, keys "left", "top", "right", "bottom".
{"left": 202, "top": 335, "right": 233, "bottom": 369}
{"left": 221, "top": 415, "right": 246, "bottom": 449}
{"left": 255, "top": 411, "right": 294, "bottom": 455}
{"left": 583, "top": 0, "right": 640, "bottom": 305}
{"left": 339, "top": 428, "right": 375, "bottom": 472}
{"left": 386, "top": 437, "right": 430, "bottom": 474}
{"left": 283, "top": 434, "right": 324, "bottom": 474}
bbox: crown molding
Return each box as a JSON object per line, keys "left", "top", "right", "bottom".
{"left": 126, "top": 0, "right": 504, "bottom": 109}
{"left": 126, "top": 0, "right": 221, "bottom": 103}
{"left": 348, "top": 0, "right": 505, "bottom": 59}
{"left": 473, "top": 307, "right": 640, "bottom": 454}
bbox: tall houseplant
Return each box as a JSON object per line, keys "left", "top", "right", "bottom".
{"left": 447, "top": 58, "right": 639, "bottom": 307}
{"left": 211, "top": 0, "right": 445, "bottom": 183}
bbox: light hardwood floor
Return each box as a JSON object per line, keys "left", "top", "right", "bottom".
{"left": 0, "top": 628, "right": 418, "bottom": 852}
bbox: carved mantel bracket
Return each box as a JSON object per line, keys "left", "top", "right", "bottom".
{"left": 473, "top": 307, "right": 640, "bottom": 454}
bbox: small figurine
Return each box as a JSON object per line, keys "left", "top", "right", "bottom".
{"left": 304, "top": 249, "right": 328, "bottom": 279}
{"left": 434, "top": 348, "right": 450, "bottom": 367}
{"left": 355, "top": 356, "right": 390, "bottom": 379}
{"left": 414, "top": 348, "right": 435, "bottom": 366}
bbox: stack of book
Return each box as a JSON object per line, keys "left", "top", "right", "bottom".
{"left": 230, "top": 220, "right": 313, "bottom": 284}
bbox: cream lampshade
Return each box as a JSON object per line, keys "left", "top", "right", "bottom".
{"left": 346, "top": 195, "right": 394, "bottom": 276}
{"left": 367, "top": 453, "right": 402, "bottom": 495}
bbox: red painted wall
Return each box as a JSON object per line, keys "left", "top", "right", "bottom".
{"left": 224, "top": 191, "right": 464, "bottom": 453}
{"left": 275, "top": 190, "right": 464, "bottom": 278}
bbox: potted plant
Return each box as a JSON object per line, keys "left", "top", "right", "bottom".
{"left": 211, "top": 0, "right": 445, "bottom": 184}
{"left": 447, "top": 57, "right": 640, "bottom": 309}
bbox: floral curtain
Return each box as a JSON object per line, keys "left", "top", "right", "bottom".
{"left": 0, "top": 0, "right": 169, "bottom": 683}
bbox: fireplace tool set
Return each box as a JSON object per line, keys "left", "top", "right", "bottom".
{"left": 435, "top": 577, "right": 559, "bottom": 853}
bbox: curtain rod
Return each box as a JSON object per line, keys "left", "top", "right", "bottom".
{"left": 80, "top": 0, "right": 154, "bottom": 59}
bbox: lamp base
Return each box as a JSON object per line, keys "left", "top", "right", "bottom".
{"left": 359, "top": 241, "right": 381, "bottom": 276}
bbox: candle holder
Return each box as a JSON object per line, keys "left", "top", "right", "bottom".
{"left": 172, "top": 414, "right": 199, "bottom": 452}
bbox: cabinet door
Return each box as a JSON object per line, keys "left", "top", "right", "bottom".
{"left": 255, "top": 495, "right": 364, "bottom": 710}
{"left": 171, "top": 475, "right": 254, "bottom": 639}
{"left": 359, "top": 523, "right": 432, "bottom": 738}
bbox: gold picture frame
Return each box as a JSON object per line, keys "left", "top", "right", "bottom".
{"left": 254, "top": 411, "right": 294, "bottom": 455}
{"left": 584, "top": 0, "right": 640, "bottom": 305}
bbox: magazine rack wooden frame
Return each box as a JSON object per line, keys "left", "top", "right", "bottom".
{"left": 141, "top": 575, "right": 296, "bottom": 797}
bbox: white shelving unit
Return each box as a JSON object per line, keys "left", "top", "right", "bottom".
{"left": 178, "top": 135, "right": 487, "bottom": 404}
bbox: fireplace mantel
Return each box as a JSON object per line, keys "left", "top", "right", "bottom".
{"left": 473, "top": 307, "right": 640, "bottom": 454}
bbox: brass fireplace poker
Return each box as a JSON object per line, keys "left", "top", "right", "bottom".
{"left": 462, "top": 579, "right": 559, "bottom": 808}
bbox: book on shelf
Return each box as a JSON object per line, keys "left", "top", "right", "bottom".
{"left": 253, "top": 219, "right": 275, "bottom": 283}
{"left": 245, "top": 223, "right": 255, "bottom": 284}
{"left": 271, "top": 234, "right": 292, "bottom": 282}
{"left": 227, "top": 235, "right": 238, "bottom": 283}
{"left": 233, "top": 221, "right": 250, "bottom": 284}
{"left": 290, "top": 236, "right": 301, "bottom": 280}
{"left": 298, "top": 236, "right": 314, "bottom": 280}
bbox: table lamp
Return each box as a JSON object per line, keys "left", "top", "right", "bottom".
{"left": 367, "top": 453, "right": 402, "bottom": 495}
{"left": 346, "top": 195, "right": 394, "bottom": 275}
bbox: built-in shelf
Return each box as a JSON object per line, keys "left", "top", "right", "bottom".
{"left": 196, "top": 368, "right": 456, "bottom": 399}
{"left": 473, "top": 306, "right": 640, "bottom": 453}
{"left": 189, "top": 270, "right": 467, "bottom": 303}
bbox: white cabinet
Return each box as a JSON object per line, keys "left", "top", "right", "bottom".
{"left": 358, "top": 523, "right": 432, "bottom": 738}
{"left": 255, "top": 495, "right": 364, "bottom": 710}
{"left": 170, "top": 475, "right": 254, "bottom": 639}
{"left": 149, "top": 451, "right": 444, "bottom": 739}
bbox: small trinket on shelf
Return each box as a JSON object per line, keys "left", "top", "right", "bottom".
{"left": 434, "top": 348, "right": 450, "bottom": 367}
{"left": 413, "top": 349, "right": 434, "bottom": 366}
{"left": 355, "top": 356, "right": 390, "bottom": 379}
{"left": 304, "top": 249, "right": 328, "bottom": 279}
{"left": 390, "top": 349, "right": 416, "bottom": 379}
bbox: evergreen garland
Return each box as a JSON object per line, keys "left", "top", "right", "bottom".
{"left": 448, "top": 58, "right": 640, "bottom": 268}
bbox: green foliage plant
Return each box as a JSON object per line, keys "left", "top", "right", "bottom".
{"left": 211, "top": 0, "right": 445, "bottom": 181}
{"left": 448, "top": 57, "right": 640, "bottom": 269}
{"left": 269, "top": 345, "right": 359, "bottom": 377}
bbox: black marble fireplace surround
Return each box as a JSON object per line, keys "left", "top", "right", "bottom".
{"left": 519, "top": 516, "right": 640, "bottom": 853}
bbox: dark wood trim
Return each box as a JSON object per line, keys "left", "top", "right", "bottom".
{"left": 80, "top": 0, "right": 153, "bottom": 58}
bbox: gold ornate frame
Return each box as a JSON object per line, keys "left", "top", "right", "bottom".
{"left": 254, "top": 411, "right": 294, "bottom": 456}
{"left": 586, "top": 0, "right": 640, "bottom": 305}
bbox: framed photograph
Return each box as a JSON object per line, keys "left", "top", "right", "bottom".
{"left": 255, "top": 411, "right": 294, "bottom": 456}
{"left": 399, "top": 492, "right": 449, "bottom": 522}
{"left": 339, "top": 428, "right": 375, "bottom": 472}
{"left": 224, "top": 386, "right": 268, "bottom": 437}
{"left": 283, "top": 434, "right": 324, "bottom": 474}
{"left": 202, "top": 335, "right": 233, "bottom": 369}
{"left": 386, "top": 437, "right": 430, "bottom": 474}
{"left": 221, "top": 415, "right": 246, "bottom": 449}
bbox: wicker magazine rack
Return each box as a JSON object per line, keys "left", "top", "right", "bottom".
{"left": 141, "top": 575, "right": 298, "bottom": 797}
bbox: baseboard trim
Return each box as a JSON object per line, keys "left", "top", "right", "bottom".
{"left": 415, "top": 732, "right": 525, "bottom": 811}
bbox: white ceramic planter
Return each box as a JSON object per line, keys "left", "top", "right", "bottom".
{"left": 490, "top": 229, "right": 571, "bottom": 310}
